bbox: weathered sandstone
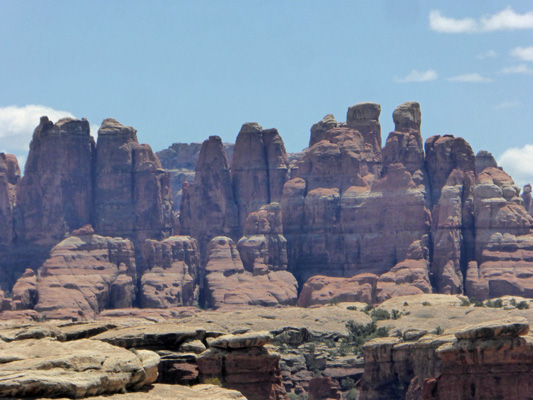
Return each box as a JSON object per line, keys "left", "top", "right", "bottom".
{"left": 140, "top": 236, "right": 200, "bottom": 308}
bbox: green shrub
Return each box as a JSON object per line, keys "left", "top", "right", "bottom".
{"left": 432, "top": 326, "right": 444, "bottom": 335}
{"left": 422, "top": 301, "right": 431, "bottom": 306}
{"left": 328, "top": 297, "right": 340, "bottom": 306}
{"left": 376, "top": 327, "right": 390, "bottom": 337}
{"left": 362, "top": 304, "right": 374, "bottom": 314}
{"left": 288, "top": 393, "right": 308, "bottom": 400}
{"left": 204, "top": 376, "right": 222, "bottom": 386}
{"left": 341, "top": 377, "right": 355, "bottom": 391}
{"left": 403, "top": 301, "right": 409, "bottom": 306}
{"left": 391, "top": 309, "right": 402, "bottom": 320}
{"left": 473, "top": 300, "right": 484, "bottom": 307}
{"left": 371, "top": 308, "right": 391, "bottom": 321}
{"left": 485, "top": 299, "right": 503, "bottom": 308}
{"left": 517, "top": 301, "right": 530, "bottom": 310}
{"left": 347, "top": 305, "right": 358, "bottom": 311}
{"left": 510, "top": 298, "right": 517, "bottom": 306}
{"left": 346, "top": 388, "right": 358, "bottom": 400}
{"left": 460, "top": 298, "right": 471, "bottom": 307}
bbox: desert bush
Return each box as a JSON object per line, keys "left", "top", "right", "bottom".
{"left": 432, "top": 326, "right": 444, "bottom": 335}
{"left": 204, "top": 376, "right": 222, "bottom": 386}
{"left": 341, "top": 377, "right": 355, "bottom": 391}
{"left": 517, "top": 301, "right": 530, "bottom": 309}
{"left": 391, "top": 309, "right": 402, "bottom": 320}
{"left": 371, "top": 308, "right": 391, "bottom": 321}
{"left": 485, "top": 299, "right": 503, "bottom": 308}
{"left": 422, "top": 301, "right": 431, "bottom": 306}
{"left": 460, "top": 298, "right": 471, "bottom": 307}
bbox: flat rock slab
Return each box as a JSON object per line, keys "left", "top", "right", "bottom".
{"left": 91, "top": 323, "right": 210, "bottom": 349}
{"left": 210, "top": 330, "right": 273, "bottom": 349}
{"left": 455, "top": 317, "right": 529, "bottom": 340}
{"left": 25, "top": 383, "right": 247, "bottom": 400}
{"left": 0, "top": 338, "right": 159, "bottom": 398}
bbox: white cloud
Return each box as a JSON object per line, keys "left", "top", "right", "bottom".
{"left": 511, "top": 46, "right": 533, "bottom": 61}
{"left": 0, "top": 105, "right": 75, "bottom": 152}
{"left": 476, "top": 50, "right": 498, "bottom": 59}
{"left": 430, "top": 7, "right": 533, "bottom": 33}
{"left": 494, "top": 101, "right": 520, "bottom": 109}
{"left": 502, "top": 64, "right": 533, "bottom": 74}
{"left": 447, "top": 73, "right": 493, "bottom": 83}
{"left": 499, "top": 145, "right": 533, "bottom": 188}
{"left": 394, "top": 69, "right": 438, "bottom": 83}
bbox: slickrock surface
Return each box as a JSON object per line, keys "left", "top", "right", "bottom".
{"left": 140, "top": 236, "right": 200, "bottom": 308}
{"left": 204, "top": 236, "right": 297, "bottom": 309}
{"left": 0, "top": 338, "right": 159, "bottom": 398}
{"left": 29, "top": 229, "right": 137, "bottom": 319}
{"left": 94, "top": 118, "right": 173, "bottom": 246}
{"left": 46, "top": 384, "right": 248, "bottom": 400}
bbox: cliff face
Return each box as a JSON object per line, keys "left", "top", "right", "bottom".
{"left": 358, "top": 317, "right": 533, "bottom": 400}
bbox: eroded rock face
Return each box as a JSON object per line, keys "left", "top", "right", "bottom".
{"left": 16, "top": 117, "right": 95, "bottom": 246}
{"left": 198, "top": 331, "right": 287, "bottom": 400}
{"left": 32, "top": 229, "right": 136, "bottom": 319}
{"left": 425, "top": 135, "right": 476, "bottom": 294}
{"left": 180, "top": 136, "right": 239, "bottom": 254}
{"left": 0, "top": 153, "right": 20, "bottom": 250}
{"left": 141, "top": 236, "right": 200, "bottom": 308}
{"left": 358, "top": 317, "right": 533, "bottom": 400}
{"left": 94, "top": 118, "right": 173, "bottom": 246}
{"left": 156, "top": 142, "right": 234, "bottom": 208}
{"left": 466, "top": 165, "right": 533, "bottom": 300}
{"left": 204, "top": 236, "right": 297, "bottom": 309}
{"left": 231, "top": 123, "right": 289, "bottom": 232}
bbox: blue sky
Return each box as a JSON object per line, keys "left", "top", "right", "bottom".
{"left": 1, "top": 1, "right": 533, "bottom": 184}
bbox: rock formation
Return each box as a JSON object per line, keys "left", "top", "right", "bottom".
{"left": 198, "top": 331, "right": 287, "bottom": 400}
{"left": 358, "top": 317, "right": 533, "bottom": 400}
{"left": 140, "top": 236, "right": 200, "bottom": 308}
{"left": 180, "top": 136, "right": 239, "bottom": 253}
{"left": 16, "top": 117, "right": 95, "bottom": 246}
{"left": 94, "top": 118, "right": 173, "bottom": 245}
{"left": 231, "top": 123, "right": 289, "bottom": 233}
{"left": 28, "top": 226, "right": 137, "bottom": 319}
{"left": 203, "top": 236, "right": 297, "bottom": 309}
{"left": 0, "top": 153, "right": 20, "bottom": 250}
{"left": 156, "top": 142, "right": 234, "bottom": 208}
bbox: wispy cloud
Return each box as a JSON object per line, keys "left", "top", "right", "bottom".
{"left": 394, "top": 69, "right": 438, "bottom": 83}
{"left": 0, "top": 105, "right": 75, "bottom": 152}
{"left": 502, "top": 64, "right": 533, "bottom": 74}
{"left": 476, "top": 50, "right": 498, "bottom": 59}
{"left": 511, "top": 46, "right": 533, "bottom": 61}
{"left": 430, "top": 7, "right": 533, "bottom": 33}
{"left": 447, "top": 73, "right": 493, "bottom": 83}
{"left": 499, "top": 145, "right": 533, "bottom": 187}
{"left": 494, "top": 101, "right": 520, "bottom": 109}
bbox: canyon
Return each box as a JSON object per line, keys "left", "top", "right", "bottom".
{"left": 1, "top": 100, "right": 533, "bottom": 399}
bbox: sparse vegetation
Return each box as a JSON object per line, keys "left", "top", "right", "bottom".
{"left": 362, "top": 304, "right": 374, "bottom": 314}
{"left": 347, "top": 305, "right": 358, "bottom": 311}
{"left": 328, "top": 297, "right": 340, "bottom": 306}
{"left": 203, "top": 376, "right": 222, "bottom": 386}
{"left": 473, "top": 299, "right": 484, "bottom": 307}
{"left": 422, "top": 301, "right": 431, "bottom": 306}
{"left": 346, "top": 388, "right": 358, "bottom": 400}
{"left": 510, "top": 298, "right": 517, "bottom": 307}
{"left": 341, "top": 377, "right": 355, "bottom": 391}
{"left": 371, "top": 308, "right": 391, "bottom": 321}
{"left": 517, "top": 301, "right": 530, "bottom": 310}
{"left": 432, "top": 326, "right": 444, "bottom": 335}
{"left": 391, "top": 309, "right": 402, "bottom": 320}
{"left": 343, "top": 320, "right": 390, "bottom": 356}
{"left": 460, "top": 298, "right": 471, "bottom": 307}
{"left": 485, "top": 299, "right": 503, "bottom": 308}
